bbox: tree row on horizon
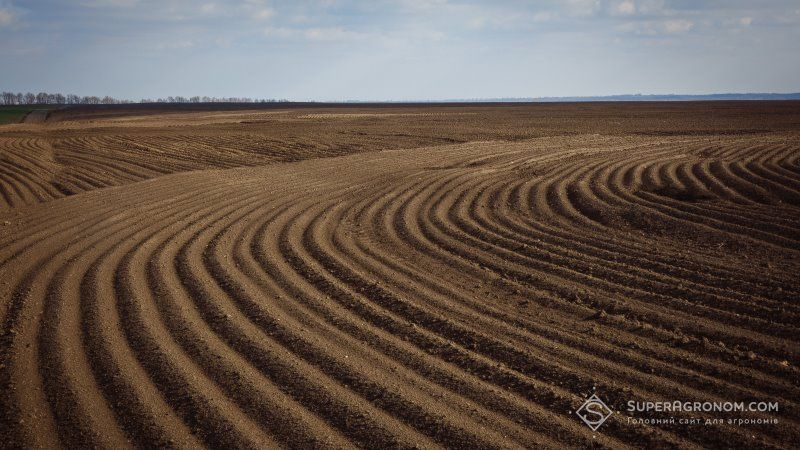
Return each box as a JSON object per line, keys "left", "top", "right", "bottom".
{"left": 1, "top": 92, "right": 287, "bottom": 106}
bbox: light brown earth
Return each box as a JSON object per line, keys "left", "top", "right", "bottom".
{"left": 0, "top": 102, "right": 799, "bottom": 449}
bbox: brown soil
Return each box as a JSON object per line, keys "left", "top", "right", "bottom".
{"left": 0, "top": 102, "right": 798, "bottom": 449}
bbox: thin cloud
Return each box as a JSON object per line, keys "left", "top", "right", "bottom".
{"left": 252, "top": 8, "right": 275, "bottom": 20}
{"left": 80, "top": 0, "right": 139, "bottom": 7}
{"left": 614, "top": 0, "right": 636, "bottom": 16}
{"left": 0, "top": 0, "right": 19, "bottom": 28}
{"left": 0, "top": 9, "right": 15, "bottom": 27}
{"left": 663, "top": 19, "right": 693, "bottom": 33}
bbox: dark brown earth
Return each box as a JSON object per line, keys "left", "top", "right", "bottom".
{"left": 1, "top": 102, "right": 799, "bottom": 449}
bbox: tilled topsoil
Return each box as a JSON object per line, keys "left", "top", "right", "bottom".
{"left": 0, "top": 103, "right": 798, "bottom": 449}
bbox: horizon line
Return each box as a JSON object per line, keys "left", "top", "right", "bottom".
{"left": 3, "top": 91, "right": 800, "bottom": 106}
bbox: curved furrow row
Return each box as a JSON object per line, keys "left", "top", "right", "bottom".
{"left": 168, "top": 182, "right": 444, "bottom": 448}
{"left": 1, "top": 133, "right": 798, "bottom": 448}
{"left": 0, "top": 187, "right": 217, "bottom": 448}
{"left": 338, "top": 155, "right": 792, "bottom": 446}
{"left": 463, "top": 176, "right": 799, "bottom": 397}
{"left": 487, "top": 177, "right": 800, "bottom": 394}
{"left": 268, "top": 196, "right": 531, "bottom": 448}
{"left": 314, "top": 170, "right": 700, "bottom": 447}
{"left": 226, "top": 188, "right": 594, "bottom": 447}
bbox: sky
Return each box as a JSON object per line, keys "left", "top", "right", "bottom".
{"left": 0, "top": 0, "right": 799, "bottom": 101}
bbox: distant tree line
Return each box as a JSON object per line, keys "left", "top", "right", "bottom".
{"left": 1, "top": 92, "right": 133, "bottom": 105}
{"left": 1, "top": 91, "right": 287, "bottom": 105}
{"left": 138, "top": 96, "right": 289, "bottom": 104}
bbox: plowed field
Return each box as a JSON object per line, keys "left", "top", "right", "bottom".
{"left": 1, "top": 102, "right": 798, "bottom": 448}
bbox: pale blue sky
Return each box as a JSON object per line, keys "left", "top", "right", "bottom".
{"left": 1, "top": 0, "right": 799, "bottom": 100}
